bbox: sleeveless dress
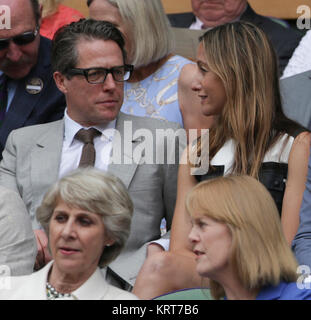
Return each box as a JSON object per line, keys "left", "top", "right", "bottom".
{"left": 194, "top": 134, "right": 295, "bottom": 214}
{"left": 121, "top": 55, "right": 193, "bottom": 127}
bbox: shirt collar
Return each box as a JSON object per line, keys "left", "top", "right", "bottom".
{"left": 64, "top": 109, "right": 116, "bottom": 147}
{"left": 191, "top": 8, "right": 246, "bottom": 30}
{"left": 39, "top": 261, "right": 109, "bottom": 300}
{"left": 71, "top": 267, "right": 109, "bottom": 300}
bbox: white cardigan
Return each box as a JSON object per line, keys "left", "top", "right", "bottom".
{"left": 0, "top": 261, "right": 138, "bottom": 300}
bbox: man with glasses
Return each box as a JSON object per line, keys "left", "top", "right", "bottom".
{"left": 0, "top": 19, "right": 183, "bottom": 291}
{"left": 0, "top": 0, "right": 66, "bottom": 157}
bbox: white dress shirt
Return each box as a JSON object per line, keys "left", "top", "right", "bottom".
{"left": 59, "top": 110, "right": 116, "bottom": 178}
{"left": 190, "top": 16, "right": 206, "bottom": 30}
{"left": 190, "top": 11, "right": 244, "bottom": 30}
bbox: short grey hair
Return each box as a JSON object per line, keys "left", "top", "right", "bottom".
{"left": 36, "top": 168, "right": 133, "bottom": 267}
{"left": 88, "top": 0, "right": 173, "bottom": 68}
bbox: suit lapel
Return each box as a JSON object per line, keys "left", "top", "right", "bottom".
{"left": 30, "top": 120, "right": 64, "bottom": 200}
{"left": 182, "top": 12, "right": 196, "bottom": 28}
{"left": 108, "top": 113, "right": 143, "bottom": 188}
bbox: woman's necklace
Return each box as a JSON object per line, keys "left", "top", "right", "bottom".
{"left": 46, "top": 282, "right": 72, "bottom": 300}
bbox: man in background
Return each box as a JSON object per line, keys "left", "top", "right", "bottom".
{"left": 0, "top": 0, "right": 66, "bottom": 156}
{"left": 168, "top": 0, "right": 303, "bottom": 74}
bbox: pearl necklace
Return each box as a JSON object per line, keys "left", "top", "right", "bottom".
{"left": 46, "top": 282, "right": 72, "bottom": 300}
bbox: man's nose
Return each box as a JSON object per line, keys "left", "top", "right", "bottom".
{"left": 5, "top": 41, "right": 23, "bottom": 62}
{"left": 102, "top": 73, "right": 117, "bottom": 91}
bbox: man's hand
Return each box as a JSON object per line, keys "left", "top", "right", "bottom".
{"left": 34, "top": 229, "right": 52, "bottom": 270}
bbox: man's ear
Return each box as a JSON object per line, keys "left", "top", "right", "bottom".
{"left": 53, "top": 71, "right": 68, "bottom": 94}
{"left": 38, "top": 3, "right": 43, "bottom": 26}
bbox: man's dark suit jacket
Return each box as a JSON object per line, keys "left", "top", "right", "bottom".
{"left": 0, "top": 36, "right": 66, "bottom": 157}
{"left": 167, "top": 4, "right": 303, "bottom": 74}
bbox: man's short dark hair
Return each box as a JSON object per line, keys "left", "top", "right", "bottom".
{"left": 51, "top": 19, "right": 127, "bottom": 75}
{"left": 86, "top": 0, "right": 93, "bottom": 7}
{"left": 30, "top": 0, "right": 40, "bottom": 25}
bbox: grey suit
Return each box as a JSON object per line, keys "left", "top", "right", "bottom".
{"left": 0, "top": 112, "right": 184, "bottom": 286}
{"left": 0, "top": 186, "right": 37, "bottom": 276}
{"left": 280, "top": 70, "right": 311, "bottom": 130}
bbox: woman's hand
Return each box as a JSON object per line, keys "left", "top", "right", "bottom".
{"left": 34, "top": 229, "right": 52, "bottom": 270}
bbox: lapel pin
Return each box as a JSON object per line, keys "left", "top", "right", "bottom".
{"left": 26, "top": 77, "right": 44, "bottom": 94}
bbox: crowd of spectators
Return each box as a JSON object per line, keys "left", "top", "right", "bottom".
{"left": 0, "top": 0, "right": 311, "bottom": 300}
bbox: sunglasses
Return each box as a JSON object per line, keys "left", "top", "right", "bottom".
{"left": 0, "top": 27, "right": 39, "bottom": 50}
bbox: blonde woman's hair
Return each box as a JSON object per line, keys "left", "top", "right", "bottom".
{"left": 39, "top": 0, "right": 62, "bottom": 18}
{"left": 104, "top": 0, "right": 173, "bottom": 68}
{"left": 186, "top": 175, "right": 298, "bottom": 300}
{"left": 195, "top": 21, "right": 303, "bottom": 177}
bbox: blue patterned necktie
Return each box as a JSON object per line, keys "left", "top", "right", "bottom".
{"left": 0, "top": 75, "right": 8, "bottom": 125}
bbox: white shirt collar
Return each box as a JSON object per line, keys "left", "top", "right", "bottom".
{"left": 63, "top": 109, "right": 116, "bottom": 147}
{"left": 190, "top": 17, "right": 208, "bottom": 30}
{"left": 190, "top": 9, "right": 245, "bottom": 30}
{"left": 36, "top": 261, "right": 109, "bottom": 300}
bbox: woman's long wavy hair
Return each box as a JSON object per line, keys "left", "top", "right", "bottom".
{"left": 196, "top": 21, "right": 303, "bottom": 177}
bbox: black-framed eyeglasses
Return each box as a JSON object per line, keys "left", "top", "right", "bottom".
{"left": 0, "top": 27, "right": 39, "bottom": 50}
{"left": 66, "top": 65, "right": 134, "bottom": 84}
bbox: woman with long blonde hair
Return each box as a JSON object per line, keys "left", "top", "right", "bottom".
{"left": 132, "top": 21, "right": 311, "bottom": 299}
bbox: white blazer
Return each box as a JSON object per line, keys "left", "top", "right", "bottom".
{"left": 0, "top": 261, "right": 138, "bottom": 300}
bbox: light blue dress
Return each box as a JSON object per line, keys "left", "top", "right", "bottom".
{"left": 121, "top": 55, "right": 192, "bottom": 127}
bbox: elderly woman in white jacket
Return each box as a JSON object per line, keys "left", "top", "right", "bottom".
{"left": 0, "top": 168, "right": 138, "bottom": 300}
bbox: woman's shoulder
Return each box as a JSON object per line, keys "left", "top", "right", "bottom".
{"left": 169, "top": 55, "right": 193, "bottom": 65}
{"left": 292, "top": 131, "right": 311, "bottom": 148}
{"left": 156, "top": 55, "right": 193, "bottom": 78}
{"left": 288, "top": 131, "right": 311, "bottom": 162}
{"left": 279, "top": 282, "right": 311, "bottom": 300}
{"left": 257, "top": 281, "right": 311, "bottom": 300}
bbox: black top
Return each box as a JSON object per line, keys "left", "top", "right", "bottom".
{"left": 195, "top": 162, "right": 288, "bottom": 215}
